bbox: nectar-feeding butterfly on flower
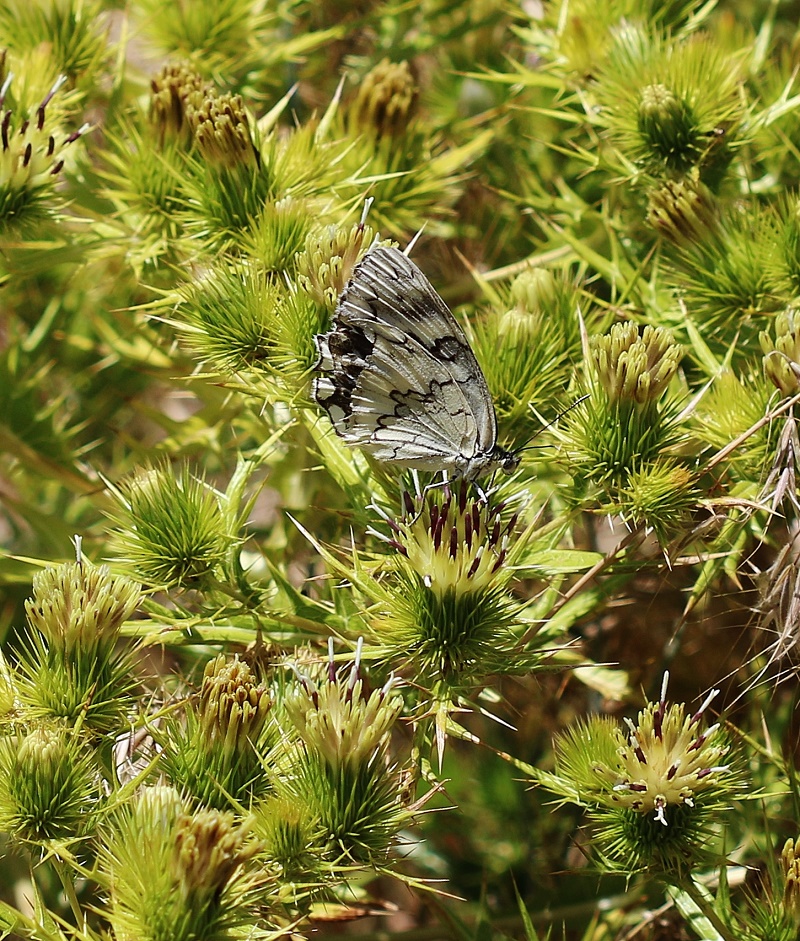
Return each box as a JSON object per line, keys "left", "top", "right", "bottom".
{"left": 313, "top": 245, "right": 520, "bottom": 481}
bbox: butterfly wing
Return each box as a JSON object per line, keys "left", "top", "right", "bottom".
{"left": 314, "top": 246, "right": 499, "bottom": 477}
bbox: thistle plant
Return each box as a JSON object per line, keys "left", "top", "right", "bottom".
{"left": 6, "top": 2, "right": 800, "bottom": 939}
{"left": 101, "top": 786, "right": 265, "bottom": 941}
{"left": 541, "top": 673, "right": 742, "bottom": 880}
{"left": 277, "top": 640, "right": 414, "bottom": 867}
{"left": 160, "top": 654, "right": 272, "bottom": 809}
{"left": 16, "top": 560, "right": 141, "bottom": 734}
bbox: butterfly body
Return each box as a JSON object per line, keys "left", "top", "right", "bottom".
{"left": 313, "top": 246, "right": 519, "bottom": 481}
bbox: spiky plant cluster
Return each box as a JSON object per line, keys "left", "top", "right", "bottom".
{"left": 544, "top": 673, "right": 742, "bottom": 878}
{"left": 7, "top": 2, "right": 800, "bottom": 939}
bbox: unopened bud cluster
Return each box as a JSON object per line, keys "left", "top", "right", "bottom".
{"left": 198, "top": 655, "right": 272, "bottom": 760}
{"left": 761, "top": 309, "right": 800, "bottom": 396}
{"left": 350, "top": 59, "right": 419, "bottom": 138}
{"left": 781, "top": 836, "right": 800, "bottom": 916}
{"left": 591, "top": 322, "right": 682, "bottom": 404}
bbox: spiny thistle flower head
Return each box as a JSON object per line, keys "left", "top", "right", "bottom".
{"left": 617, "top": 458, "right": 698, "bottom": 543}
{"left": 295, "top": 209, "right": 378, "bottom": 312}
{"left": 251, "top": 793, "right": 320, "bottom": 878}
{"left": 549, "top": 674, "right": 742, "bottom": 875}
{"left": 25, "top": 561, "right": 142, "bottom": 657}
{"left": 647, "top": 171, "right": 717, "bottom": 246}
{"left": 0, "top": 725, "right": 97, "bottom": 846}
{"left": 595, "top": 28, "right": 742, "bottom": 186}
{"left": 186, "top": 88, "right": 258, "bottom": 168}
{"left": 149, "top": 60, "right": 207, "bottom": 144}
{"left": 110, "top": 464, "right": 234, "bottom": 589}
{"left": 103, "top": 788, "right": 263, "bottom": 941}
{"left": 592, "top": 675, "right": 732, "bottom": 826}
{"left": 370, "top": 484, "right": 524, "bottom": 686}
{"left": 591, "top": 322, "right": 683, "bottom": 405}
{"left": 17, "top": 560, "right": 140, "bottom": 733}
{"left": 349, "top": 59, "right": 418, "bottom": 138}
{"left": 172, "top": 808, "right": 260, "bottom": 900}
{"left": 159, "top": 654, "right": 272, "bottom": 809}
{"left": 198, "top": 654, "right": 272, "bottom": 760}
{"left": 0, "top": 72, "right": 90, "bottom": 229}
{"left": 761, "top": 309, "right": 800, "bottom": 397}
{"left": 284, "top": 639, "right": 403, "bottom": 771}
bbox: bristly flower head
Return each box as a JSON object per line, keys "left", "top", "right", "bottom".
{"left": 0, "top": 725, "right": 98, "bottom": 848}
{"left": 382, "top": 482, "right": 519, "bottom": 597}
{"left": 349, "top": 59, "right": 419, "bottom": 139}
{"left": 109, "top": 464, "right": 235, "bottom": 590}
{"left": 647, "top": 171, "right": 718, "bottom": 246}
{"left": 17, "top": 561, "right": 141, "bottom": 733}
{"left": 0, "top": 72, "right": 90, "bottom": 230}
{"left": 593, "top": 674, "right": 731, "bottom": 826}
{"left": 160, "top": 654, "right": 272, "bottom": 809}
{"left": 102, "top": 786, "right": 264, "bottom": 941}
{"left": 149, "top": 60, "right": 207, "bottom": 145}
{"left": 369, "top": 483, "right": 526, "bottom": 695}
{"left": 761, "top": 309, "right": 800, "bottom": 397}
{"left": 285, "top": 638, "right": 403, "bottom": 771}
{"left": 277, "top": 640, "right": 414, "bottom": 865}
{"left": 547, "top": 673, "right": 743, "bottom": 876}
{"left": 295, "top": 203, "right": 377, "bottom": 313}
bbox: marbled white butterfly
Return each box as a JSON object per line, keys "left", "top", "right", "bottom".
{"left": 313, "top": 245, "right": 520, "bottom": 481}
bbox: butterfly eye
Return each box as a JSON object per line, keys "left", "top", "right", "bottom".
{"left": 500, "top": 451, "right": 521, "bottom": 475}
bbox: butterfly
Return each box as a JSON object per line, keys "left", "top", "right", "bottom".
{"left": 313, "top": 245, "right": 520, "bottom": 481}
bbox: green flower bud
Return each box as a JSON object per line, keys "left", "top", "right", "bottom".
{"left": 187, "top": 90, "right": 258, "bottom": 168}
{"left": 508, "top": 267, "right": 560, "bottom": 314}
{"left": 0, "top": 726, "right": 97, "bottom": 846}
{"left": 111, "top": 465, "right": 231, "bottom": 589}
{"left": 350, "top": 59, "right": 418, "bottom": 138}
{"left": 761, "top": 309, "right": 800, "bottom": 396}
{"left": 591, "top": 322, "right": 683, "bottom": 404}
{"left": 637, "top": 83, "right": 696, "bottom": 169}
{"left": 149, "top": 61, "right": 207, "bottom": 144}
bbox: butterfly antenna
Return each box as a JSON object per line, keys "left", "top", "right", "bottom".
{"left": 514, "top": 394, "right": 590, "bottom": 455}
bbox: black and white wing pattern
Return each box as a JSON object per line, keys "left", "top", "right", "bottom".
{"left": 313, "top": 245, "right": 519, "bottom": 481}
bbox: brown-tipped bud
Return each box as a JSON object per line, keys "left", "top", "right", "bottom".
{"left": 350, "top": 59, "right": 418, "bottom": 138}
{"left": 187, "top": 91, "right": 259, "bottom": 168}
{"left": 150, "top": 61, "right": 207, "bottom": 144}
{"left": 647, "top": 174, "right": 717, "bottom": 246}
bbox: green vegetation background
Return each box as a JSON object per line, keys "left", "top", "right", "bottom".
{"left": 2, "top": 0, "right": 800, "bottom": 939}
